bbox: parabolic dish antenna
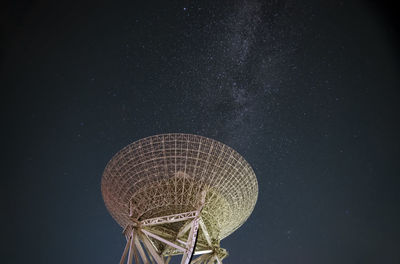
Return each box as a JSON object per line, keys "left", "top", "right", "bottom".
{"left": 102, "top": 133, "right": 258, "bottom": 264}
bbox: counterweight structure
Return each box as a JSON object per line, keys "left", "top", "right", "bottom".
{"left": 102, "top": 133, "right": 258, "bottom": 264}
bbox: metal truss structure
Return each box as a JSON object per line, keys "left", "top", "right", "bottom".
{"left": 119, "top": 198, "right": 227, "bottom": 264}
{"left": 102, "top": 134, "right": 258, "bottom": 263}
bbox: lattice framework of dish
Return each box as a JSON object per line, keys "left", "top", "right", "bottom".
{"left": 101, "top": 133, "right": 258, "bottom": 240}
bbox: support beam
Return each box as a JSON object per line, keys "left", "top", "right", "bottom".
{"left": 119, "top": 237, "right": 131, "bottom": 264}
{"left": 141, "top": 211, "right": 197, "bottom": 227}
{"left": 133, "top": 244, "right": 140, "bottom": 264}
{"left": 142, "top": 229, "right": 186, "bottom": 252}
{"left": 148, "top": 253, "right": 155, "bottom": 264}
{"left": 177, "top": 220, "right": 193, "bottom": 238}
{"left": 147, "top": 242, "right": 157, "bottom": 264}
{"left": 135, "top": 235, "right": 149, "bottom": 264}
{"left": 198, "top": 218, "right": 212, "bottom": 247}
{"left": 193, "top": 250, "right": 213, "bottom": 256}
{"left": 176, "top": 239, "right": 186, "bottom": 246}
{"left": 127, "top": 233, "right": 135, "bottom": 264}
{"left": 140, "top": 232, "right": 165, "bottom": 264}
{"left": 181, "top": 217, "right": 200, "bottom": 264}
{"left": 191, "top": 254, "right": 212, "bottom": 264}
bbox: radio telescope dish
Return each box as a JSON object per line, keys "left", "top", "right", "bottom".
{"left": 102, "top": 133, "right": 258, "bottom": 264}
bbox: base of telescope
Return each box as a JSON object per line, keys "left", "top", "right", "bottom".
{"left": 119, "top": 210, "right": 227, "bottom": 264}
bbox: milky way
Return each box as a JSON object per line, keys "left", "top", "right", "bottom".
{"left": 160, "top": 0, "right": 306, "bottom": 155}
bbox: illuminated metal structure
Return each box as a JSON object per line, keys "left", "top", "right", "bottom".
{"left": 101, "top": 133, "right": 258, "bottom": 264}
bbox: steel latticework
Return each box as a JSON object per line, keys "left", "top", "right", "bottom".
{"left": 101, "top": 133, "right": 258, "bottom": 264}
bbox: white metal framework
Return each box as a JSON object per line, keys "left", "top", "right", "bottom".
{"left": 102, "top": 133, "right": 258, "bottom": 263}
{"left": 120, "top": 212, "right": 226, "bottom": 264}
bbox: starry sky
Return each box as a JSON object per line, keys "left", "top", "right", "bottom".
{"left": 2, "top": 0, "right": 400, "bottom": 263}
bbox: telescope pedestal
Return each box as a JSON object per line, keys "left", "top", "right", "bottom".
{"left": 119, "top": 210, "right": 226, "bottom": 264}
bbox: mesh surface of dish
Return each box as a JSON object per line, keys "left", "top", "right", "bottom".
{"left": 101, "top": 133, "right": 258, "bottom": 240}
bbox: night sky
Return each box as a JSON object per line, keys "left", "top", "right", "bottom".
{"left": 3, "top": 0, "right": 400, "bottom": 263}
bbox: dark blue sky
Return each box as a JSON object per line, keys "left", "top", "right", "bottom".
{"left": 3, "top": 0, "right": 400, "bottom": 263}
